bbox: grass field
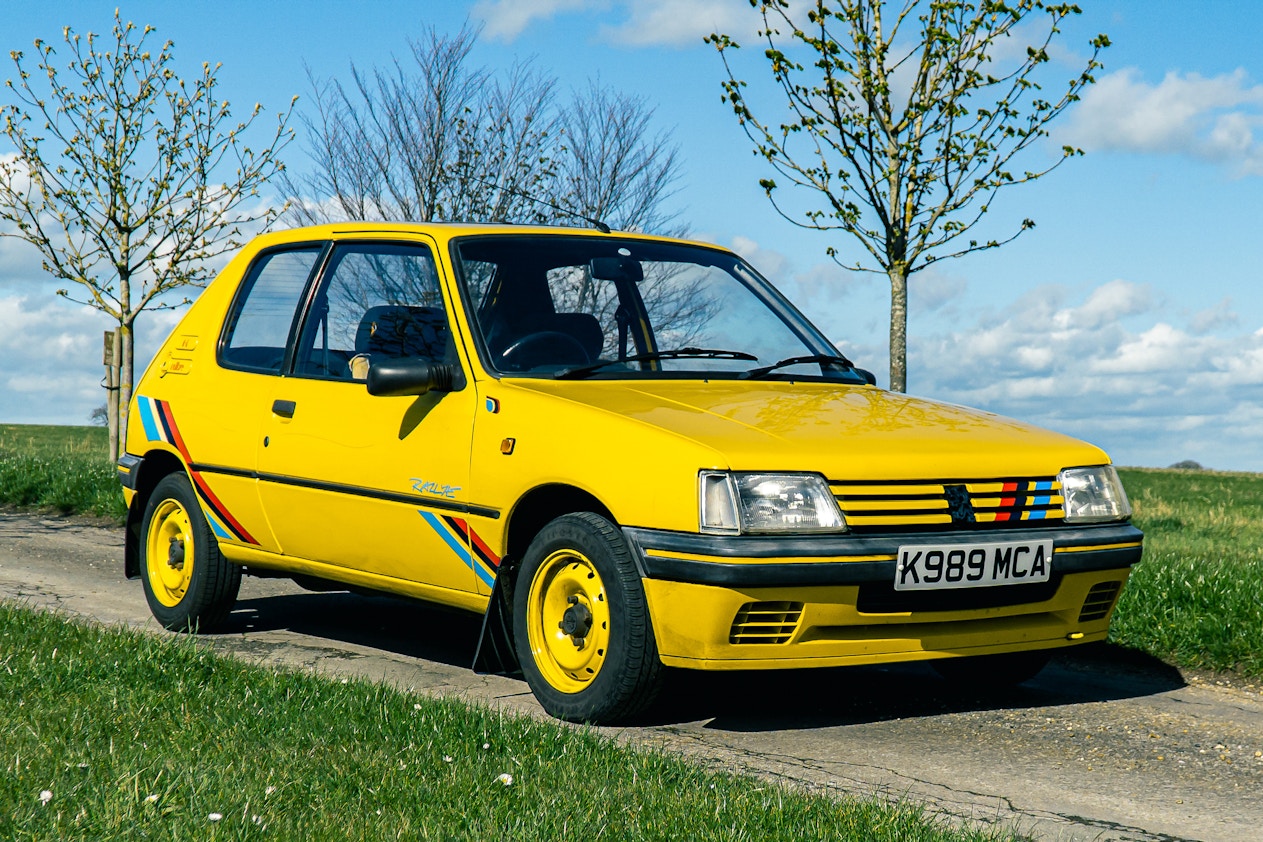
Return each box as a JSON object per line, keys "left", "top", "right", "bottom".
{"left": 0, "top": 604, "right": 1008, "bottom": 842}
{"left": 0, "top": 425, "right": 124, "bottom": 519}
{"left": 1113, "top": 468, "right": 1263, "bottom": 675}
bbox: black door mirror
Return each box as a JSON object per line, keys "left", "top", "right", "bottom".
{"left": 366, "top": 360, "right": 456, "bottom": 397}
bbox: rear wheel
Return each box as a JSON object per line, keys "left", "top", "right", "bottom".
{"left": 931, "top": 650, "right": 1051, "bottom": 687}
{"left": 140, "top": 473, "right": 241, "bottom": 632}
{"left": 513, "top": 512, "right": 663, "bottom": 723}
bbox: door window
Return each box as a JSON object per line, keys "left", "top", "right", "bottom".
{"left": 292, "top": 242, "right": 450, "bottom": 380}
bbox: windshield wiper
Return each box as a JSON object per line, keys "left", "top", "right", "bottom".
{"left": 740, "top": 353, "right": 855, "bottom": 380}
{"left": 555, "top": 347, "right": 758, "bottom": 380}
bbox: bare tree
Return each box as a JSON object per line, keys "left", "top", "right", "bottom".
{"left": 708, "top": 0, "right": 1107, "bottom": 392}
{"left": 285, "top": 25, "right": 683, "bottom": 236}
{"left": 555, "top": 81, "right": 682, "bottom": 234}
{"left": 0, "top": 12, "right": 294, "bottom": 459}
{"left": 283, "top": 26, "right": 558, "bottom": 226}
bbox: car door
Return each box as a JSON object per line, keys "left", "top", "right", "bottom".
{"left": 255, "top": 238, "right": 483, "bottom": 600}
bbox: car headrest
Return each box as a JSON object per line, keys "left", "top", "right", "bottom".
{"left": 355, "top": 305, "right": 447, "bottom": 359}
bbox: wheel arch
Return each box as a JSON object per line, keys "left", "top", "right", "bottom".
{"left": 472, "top": 483, "right": 619, "bottom": 677}
{"left": 503, "top": 483, "right": 617, "bottom": 572}
{"left": 123, "top": 449, "right": 189, "bottom": 579}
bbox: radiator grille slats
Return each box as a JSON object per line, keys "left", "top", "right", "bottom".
{"left": 831, "top": 477, "right": 1065, "bottom": 530}
{"left": 729, "top": 601, "right": 804, "bottom": 644}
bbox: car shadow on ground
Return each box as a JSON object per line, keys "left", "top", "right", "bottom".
{"left": 648, "top": 644, "right": 1187, "bottom": 731}
{"left": 213, "top": 588, "right": 483, "bottom": 670}
{"left": 203, "top": 586, "right": 1187, "bottom": 731}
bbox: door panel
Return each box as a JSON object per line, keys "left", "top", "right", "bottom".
{"left": 257, "top": 381, "right": 479, "bottom": 592}
{"left": 254, "top": 239, "right": 483, "bottom": 597}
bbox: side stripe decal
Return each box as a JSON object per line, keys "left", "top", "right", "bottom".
{"left": 419, "top": 511, "right": 501, "bottom": 588}
{"left": 135, "top": 396, "right": 259, "bottom": 545}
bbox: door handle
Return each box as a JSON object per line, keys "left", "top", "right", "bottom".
{"left": 272, "top": 399, "right": 297, "bottom": 418}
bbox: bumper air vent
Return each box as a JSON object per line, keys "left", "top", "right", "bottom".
{"left": 1079, "top": 581, "right": 1123, "bottom": 622}
{"left": 729, "top": 601, "right": 804, "bottom": 645}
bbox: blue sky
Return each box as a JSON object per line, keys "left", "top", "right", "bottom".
{"left": 3, "top": 1, "right": 1263, "bottom": 472}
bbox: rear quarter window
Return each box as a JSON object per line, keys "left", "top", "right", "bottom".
{"left": 220, "top": 246, "right": 324, "bottom": 373}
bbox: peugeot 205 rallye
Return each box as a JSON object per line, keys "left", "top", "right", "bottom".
{"left": 119, "top": 223, "right": 1142, "bottom": 723}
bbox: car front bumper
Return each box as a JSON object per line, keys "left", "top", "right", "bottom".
{"left": 623, "top": 523, "right": 1142, "bottom": 670}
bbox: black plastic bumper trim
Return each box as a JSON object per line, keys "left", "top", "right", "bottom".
{"left": 116, "top": 454, "right": 143, "bottom": 491}
{"left": 622, "top": 523, "right": 1142, "bottom": 588}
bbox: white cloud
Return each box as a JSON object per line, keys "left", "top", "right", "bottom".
{"left": 598, "top": 0, "right": 752, "bottom": 48}
{"left": 1189, "top": 297, "right": 1239, "bottom": 334}
{"left": 473, "top": 0, "right": 600, "bottom": 42}
{"left": 911, "top": 279, "right": 1263, "bottom": 471}
{"left": 1066, "top": 67, "right": 1263, "bottom": 175}
{"left": 472, "top": 0, "right": 755, "bottom": 48}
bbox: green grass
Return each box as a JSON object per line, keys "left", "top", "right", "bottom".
{"left": 0, "top": 425, "right": 124, "bottom": 519}
{"left": 1112, "top": 468, "right": 1263, "bottom": 676}
{"left": 0, "top": 604, "right": 1008, "bottom": 842}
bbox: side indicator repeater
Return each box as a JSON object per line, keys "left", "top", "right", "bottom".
{"left": 500, "top": 438, "right": 516, "bottom": 455}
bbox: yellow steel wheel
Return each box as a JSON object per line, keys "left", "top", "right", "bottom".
{"left": 139, "top": 472, "right": 241, "bottom": 632}
{"left": 146, "top": 497, "right": 195, "bottom": 608}
{"left": 525, "top": 548, "right": 611, "bottom": 694}
{"left": 513, "top": 512, "right": 663, "bottom": 724}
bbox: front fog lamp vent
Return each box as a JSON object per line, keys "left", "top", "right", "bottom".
{"left": 729, "top": 601, "right": 804, "bottom": 645}
{"left": 1079, "top": 581, "right": 1123, "bottom": 622}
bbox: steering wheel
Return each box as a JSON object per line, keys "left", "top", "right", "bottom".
{"left": 498, "top": 330, "right": 591, "bottom": 370}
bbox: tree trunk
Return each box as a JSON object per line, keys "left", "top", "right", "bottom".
{"left": 888, "top": 265, "right": 908, "bottom": 393}
{"left": 104, "top": 329, "right": 121, "bottom": 463}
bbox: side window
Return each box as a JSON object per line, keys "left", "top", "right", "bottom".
{"left": 221, "top": 247, "right": 323, "bottom": 373}
{"left": 293, "top": 242, "right": 449, "bottom": 380}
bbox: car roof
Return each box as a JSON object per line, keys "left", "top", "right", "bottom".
{"left": 250, "top": 221, "right": 716, "bottom": 251}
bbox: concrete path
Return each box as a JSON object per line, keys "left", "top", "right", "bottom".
{"left": 2, "top": 512, "right": 1260, "bottom": 841}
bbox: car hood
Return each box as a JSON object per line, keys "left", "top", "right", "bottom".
{"left": 511, "top": 380, "right": 1108, "bottom": 479}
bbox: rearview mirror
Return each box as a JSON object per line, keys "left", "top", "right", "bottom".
{"left": 589, "top": 256, "right": 643, "bottom": 283}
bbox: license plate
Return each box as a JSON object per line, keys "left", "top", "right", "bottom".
{"left": 894, "top": 539, "right": 1054, "bottom": 591}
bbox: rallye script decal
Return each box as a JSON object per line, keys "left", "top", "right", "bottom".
{"left": 418, "top": 512, "right": 501, "bottom": 588}
{"left": 135, "top": 396, "right": 258, "bottom": 545}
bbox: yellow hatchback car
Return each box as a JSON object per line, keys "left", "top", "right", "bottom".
{"left": 119, "top": 222, "right": 1142, "bottom": 723}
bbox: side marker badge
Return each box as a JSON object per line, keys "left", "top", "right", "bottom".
{"left": 485, "top": 397, "right": 500, "bottom": 414}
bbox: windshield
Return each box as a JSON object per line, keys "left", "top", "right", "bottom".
{"left": 453, "top": 235, "right": 862, "bottom": 382}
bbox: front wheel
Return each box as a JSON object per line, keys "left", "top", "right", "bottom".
{"left": 513, "top": 512, "right": 663, "bottom": 723}
{"left": 140, "top": 473, "right": 241, "bottom": 632}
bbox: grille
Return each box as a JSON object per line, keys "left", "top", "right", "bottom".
{"left": 1079, "top": 581, "right": 1123, "bottom": 621}
{"left": 729, "top": 601, "right": 804, "bottom": 644}
{"left": 830, "top": 477, "right": 1064, "bottom": 531}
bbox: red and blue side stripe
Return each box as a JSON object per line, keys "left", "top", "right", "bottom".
{"left": 418, "top": 511, "right": 501, "bottom": 587}
{"left": 135, "top": 396, "right": 258, "bottom": 545}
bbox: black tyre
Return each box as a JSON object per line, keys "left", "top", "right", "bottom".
{"left": 931, "top": 650, "right": 1051, "bottom": 687}
{"left": 513, "top": 512, "right": 663, "bottom": 723}
{"left": 139, "top": 473, "right": 241, "bottom": 632}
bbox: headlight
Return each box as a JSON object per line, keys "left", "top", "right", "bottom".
{"left": 1059, "top": 466, "right": 1132, "bottom": 523}
{"left": 700, "top": 471, "right": 846, "bottom": 534}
